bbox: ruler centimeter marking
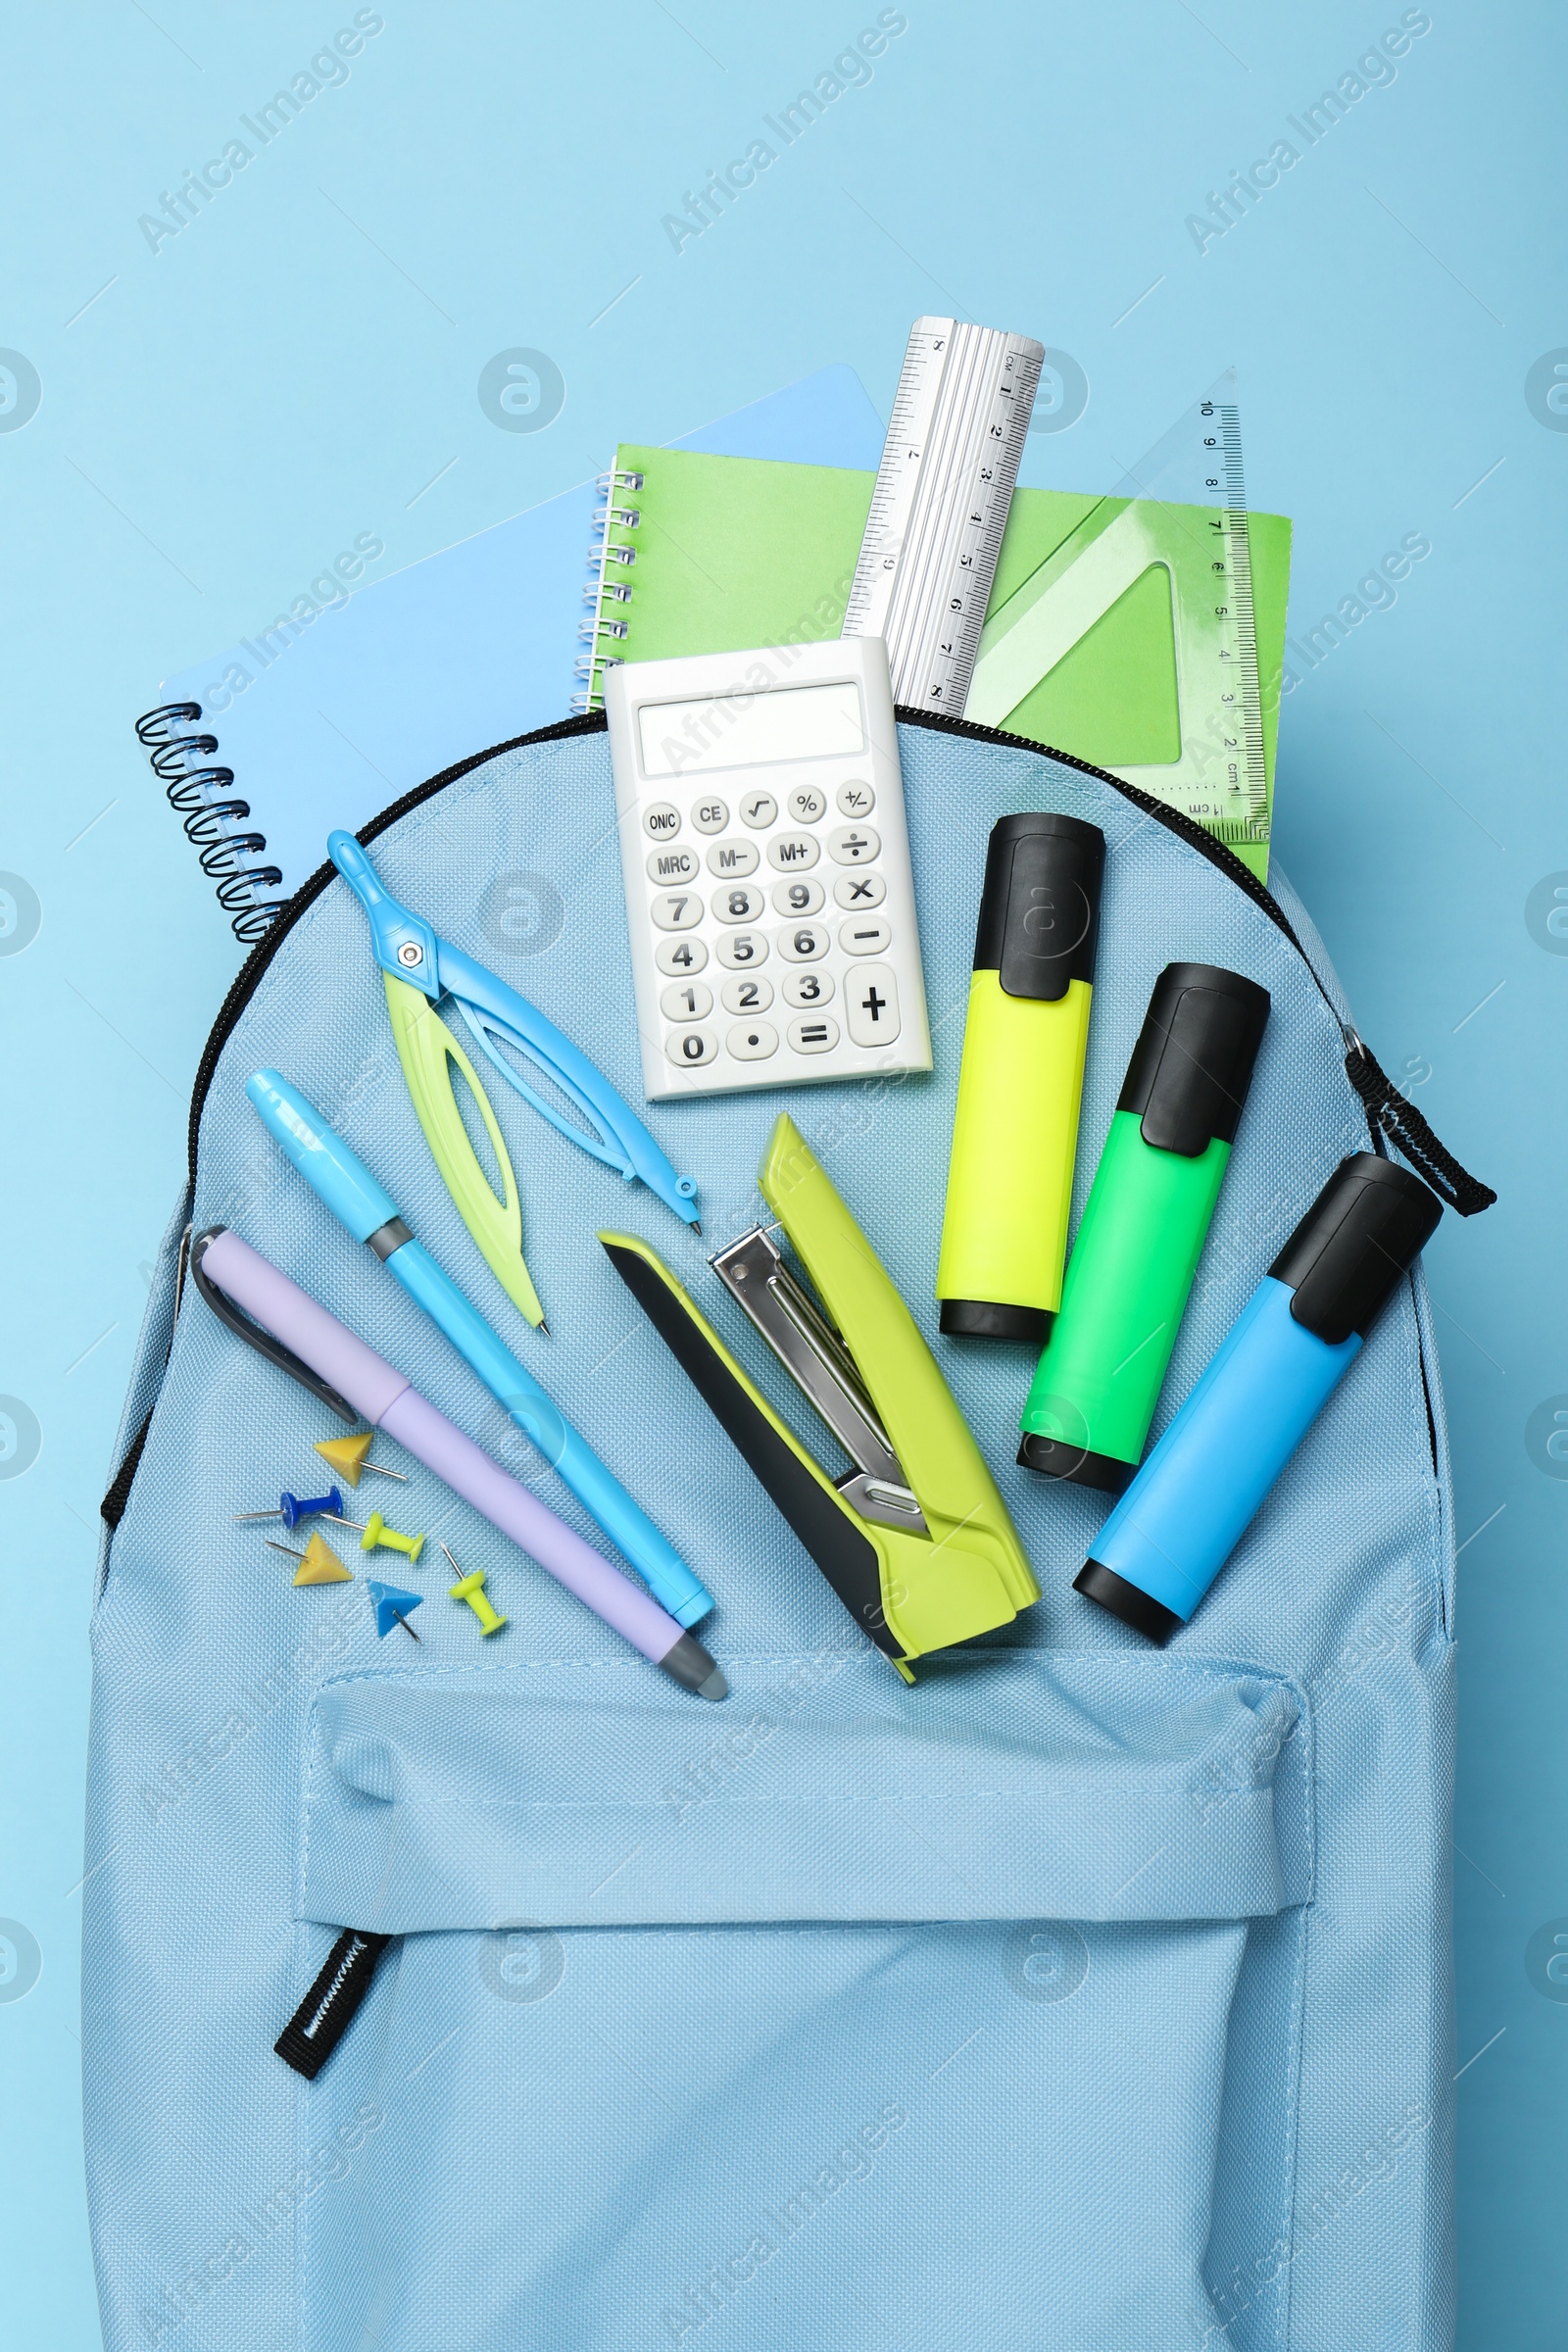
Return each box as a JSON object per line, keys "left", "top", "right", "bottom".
{"left": 1211, "top": 401, "right": 1269, "bottom": 839}
{"left": 844, "top": 318, "right": 1044, "bottom": 713}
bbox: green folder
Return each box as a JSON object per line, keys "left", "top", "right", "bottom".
{"left": 601, "top": 444, "right": 1291, "bottom": 879}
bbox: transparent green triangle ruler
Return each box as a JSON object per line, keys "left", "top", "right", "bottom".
{"left": 967, "top": 369, "right": 1269, "bottom": 856}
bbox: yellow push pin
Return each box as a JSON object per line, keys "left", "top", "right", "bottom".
{"left": 356, "top": 1510, "right": 425, "bottom": 1565}
{"left": 267, "top": 1533, "right": 354, "bottom": 1587}
{"left": 442, "top": 1543, "right": 508, "bottom": 1636}
{"left": 313, "top": 1432, "right": 409, "bottom": 1490}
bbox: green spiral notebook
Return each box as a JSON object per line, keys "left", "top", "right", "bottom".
{"left": 584, "top": 445, "right": 1291, "bottom": 878}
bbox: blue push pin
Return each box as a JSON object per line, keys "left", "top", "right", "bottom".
{"left": 366, "top": 1580, "right": 422, "bottom": 1641}
{"left": 234, "top": 1486, "right": 346, "bottom": 1531}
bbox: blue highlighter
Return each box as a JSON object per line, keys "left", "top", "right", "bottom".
{"left": 1075, "top": 1154, "right": 1443, "bottom": 1642}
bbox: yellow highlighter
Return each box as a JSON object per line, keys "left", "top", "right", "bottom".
{"left": 937, "top": 812, "right": 1105, "bottom": 1344}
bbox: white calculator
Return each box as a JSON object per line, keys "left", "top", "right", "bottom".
{"left": 605, "top": 637, "right": 932, "bottom": 1102}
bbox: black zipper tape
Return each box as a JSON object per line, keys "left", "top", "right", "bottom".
{"left": 275, "top": 1929, "right": 392, "bottom": 2080}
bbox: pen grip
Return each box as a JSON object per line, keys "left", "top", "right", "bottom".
{"left": 375, "top": 1390, "right": 688, "bottom": 1668}
{"left": 389, "top": 1239, "right": 713, "bottom": 1630}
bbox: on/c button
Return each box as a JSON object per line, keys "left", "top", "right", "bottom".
{"left": 846, "top": 963, "right": 900, "bottom": 1049}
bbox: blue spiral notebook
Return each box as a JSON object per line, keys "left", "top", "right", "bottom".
{"left": 138, "top": 367, "right": 886, "bottom": 932}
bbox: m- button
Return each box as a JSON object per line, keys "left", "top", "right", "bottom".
{"left": 846, "top": 963, "right": 900, "bottom": 1049}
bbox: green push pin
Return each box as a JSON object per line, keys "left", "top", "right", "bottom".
{"left": 336, "top": 1508, "right": 426, "bottom": 1565}
{"left": 442, "top": 1543, "right": 507, "bottom": 1637}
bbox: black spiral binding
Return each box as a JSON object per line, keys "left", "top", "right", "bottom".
{"left": 133, "top": 702, "right": 288, "bottom": 945}
{"left": 571, "top": 466, "right": 645, "bottom": 715}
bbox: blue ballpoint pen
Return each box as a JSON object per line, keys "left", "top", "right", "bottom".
{"left": 247, "top": 1068, "right": 714, "bottom": 1630}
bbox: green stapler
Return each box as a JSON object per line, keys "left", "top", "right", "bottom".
{"left": 601, "top": 1114, "right": 1040, "bottom": 1682}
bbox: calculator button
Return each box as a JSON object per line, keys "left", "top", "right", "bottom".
{"left": 656, "top": 935, "right": 708, "bottom": 976}
{"left": 664, "top": 1027, "right": 719, "bottom": 1069}
{"left": 771, "top": 877, "right": 824, "bottom": 916}
{"left": 643, "top": 802, "right": 682, "bottom": 841}
{"left": 711, "top": 884, "right": 766, "bottom": 924}
{"left": 828, "top": 825, "right": 880, "bottom": 865}
{"left": 788, "top": 786, "right": 827, "bottom": 822}
{"left": 740, "top": 791, "right": 778, "bottom": 829}
{"left": 767, "top": 833, "right": 819, "bottom": 872}
{"left": 783, "top": 969, "right": 834, "bottom": 1008}
{"left": 836, "top": 780, "right": 874, "bottom": 817}
{"left": 787, "top": 1014, "right": 840, "bottom": 1055}
{"left": 834, "top": 870, "right": 886, "bottom": 909}
{"left": 661, "top": 979, "right": 712, "bottom": 1020}
{"left": 646, "top": 845, "right": 700, "bottom": 884}
{"left": 778, "top": 922, "right": 830, "bottom": 963}
{"left": 691, "top": 797, "right": 728, "bottom": 834}
{"left": 652, "top": 892, "right": 704, "bottom": 931}
{"left": 726, "top": 1019, "right": 778, "bottom": 1062}
{"left": 721, "top": 975, "right": 773, "bottom": 1014}
{"left": 846, "top": 964, "right": 901, "bottom": 1049}
{"left": 840, "top": 915, "right": 893, "bottom": 956}
{"left": 707, "top": 839, "right": 759, "bottom": 878}
{"left": 716, "top": 928, "right": 768, "bottom": 969}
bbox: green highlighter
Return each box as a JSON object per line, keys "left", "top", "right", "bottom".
{"left": 1017, "top": 962, "right": 1270, "bottom": 1494}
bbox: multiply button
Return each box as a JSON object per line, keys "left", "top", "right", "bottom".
{"left": 767, "top": 833, "right": 819, "bottom": 871}
{"left": 643, "top": 802, "right": 681, "bottom": 840}
{"left": 691, "top": 797, "right": 728, "bottom": 834}
{"left": 846, "top": 964, "right": 900, "bottom": 1049}
{"left": 836, "top": 781, "right": 874, "bottom": 817}
{"left": 839, "top": 915, "right": 892, "bottom": 956}
{"left": 828, "top": 824, "right": 879, "bottom": 865}
{"left": 664, "top": 1028, "right": 718, "bottom": 1068}
{"left": 834, "top": 871, "right": 885, "bottom": 908}
{"left": 787, "top": 1013, "right": 839, "bottom": 1055}
{"left": 646, "top": 845, "right": 699, "bottom": 883}
{"left": 740, "top": 791, "right": 778, "bottom": 828}
{"left": 707, "top": 839, "right": 759, "bottom": 877}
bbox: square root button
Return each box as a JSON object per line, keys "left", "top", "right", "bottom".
{"left": 846, "top": 963, "right": 900, "bottom": 1048}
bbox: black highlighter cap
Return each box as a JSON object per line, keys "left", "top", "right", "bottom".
{"left": 972, "top": 811, "right": 1105, "bottom": 1003}
{"left": 1268, "top": 1153, "right": 1444, "bottom": 1347}
{"left": 1116, "top": 963, "right": 1271, "bottom": 1157}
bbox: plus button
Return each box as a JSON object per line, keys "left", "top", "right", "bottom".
{"left": 860, "top": 985, "right": 888, "bottom": 1024}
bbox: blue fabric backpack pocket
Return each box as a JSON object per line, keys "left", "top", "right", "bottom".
{"left": 291, "top": 1648, "right": 1310, "bottom": 2351}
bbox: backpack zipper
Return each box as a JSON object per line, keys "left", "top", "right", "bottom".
{"left": 182, "top": 707, "right": 1494, "bottom": 1216}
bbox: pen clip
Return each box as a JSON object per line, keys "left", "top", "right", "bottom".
{"left": 189, "top": 1228, "right": 359, "bottom": 1422}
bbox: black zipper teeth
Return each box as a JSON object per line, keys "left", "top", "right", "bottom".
{"left": 179, "top": 704, "right": 1354, "bottom": 1178}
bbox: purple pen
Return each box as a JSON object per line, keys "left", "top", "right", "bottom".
{"left": 194, "top": 1228, "right": 726, "bottom": 1701}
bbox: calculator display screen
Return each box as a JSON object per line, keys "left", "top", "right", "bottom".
{"left": 638, "top": 680, "right": 864, "bottom": 776}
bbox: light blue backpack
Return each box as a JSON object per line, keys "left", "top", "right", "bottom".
{"left": 88, "top": 710, "right": 1487, "bottom": 2350}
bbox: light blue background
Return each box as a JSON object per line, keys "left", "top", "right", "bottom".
{"left": 0, "top": 3, "right": 1561, "bottom": 2341}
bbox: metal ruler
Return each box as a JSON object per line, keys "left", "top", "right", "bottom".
{"left": 843, "top": 317, "right": 1044, "bottom": 712}
{"left": 967, "top": 369, "right": 1270, "bottom": 853}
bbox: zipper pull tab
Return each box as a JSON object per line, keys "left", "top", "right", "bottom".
{"left": 1341, "top": 1033, "right": 1496, "bottom": 1217}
